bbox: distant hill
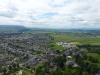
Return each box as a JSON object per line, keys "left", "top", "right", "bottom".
{"left": 0, "top": 25, "right": 100, "bottom": 34}
{"left": 30, "top": 28, "right": 100, "bottom": 34}
{"left": 0, "top": 25, "right": 30, "bottom": 33}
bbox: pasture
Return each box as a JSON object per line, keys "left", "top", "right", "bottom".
{"left": 52, "top": 33, "right": 100, "bottom": 45}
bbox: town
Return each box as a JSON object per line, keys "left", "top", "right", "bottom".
{"left": 0, "top": 31, "right": 100, "bottom": 75}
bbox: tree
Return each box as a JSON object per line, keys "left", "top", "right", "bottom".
{"left": 53, "top": 56, "right": 66, "bottom": 69}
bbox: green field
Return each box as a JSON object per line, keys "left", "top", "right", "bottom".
{"left": 22, "top": 69, "right": 34, "bottom": 75}
{"left": 52, "top": 33, "right": 100, "bottom": 45}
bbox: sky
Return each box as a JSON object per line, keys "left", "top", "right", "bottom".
{"left": 0, "top": 0, "right": 100, "bottom": 29}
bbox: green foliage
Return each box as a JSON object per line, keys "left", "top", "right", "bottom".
{"left": 35, "top": 63, "right": 48, "bottom": 75}
{"left": 49, "top": 43, "right": 64, "bottom": 51}
{"left": 22, "top": 70, "right": 33, "bottom": 75}
{"left": 87, "top": 53, "right": 100, "bottom": 62}
{"left": 53, "top": 56, "right": 66, "bottom": 68}
{"left": 78, "top": 44, "right": 100, "bottom": 54}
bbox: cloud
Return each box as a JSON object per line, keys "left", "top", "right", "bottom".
{"left": 0, "top": 0, "right": 100, "bottom": 28}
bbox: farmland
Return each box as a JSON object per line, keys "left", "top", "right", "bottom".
{"left": 52, "top": 32, "right": 100, "bottom": 45}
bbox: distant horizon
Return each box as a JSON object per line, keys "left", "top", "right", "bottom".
{"left": 0, "top": 25, "right": 100, "bottom": 30}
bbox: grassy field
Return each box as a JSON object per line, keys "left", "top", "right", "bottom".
{"left": 52, "top": 33, "right": 100, "bottom": 45}
{"left": 22, "top": 69, "right": 34, "bottom": 75}
{"left": 49, "top": 43, "right": 65, "bottom": 51}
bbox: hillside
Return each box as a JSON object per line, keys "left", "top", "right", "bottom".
{"left": 0, "top": 25, "right": 30, "bottom": 33}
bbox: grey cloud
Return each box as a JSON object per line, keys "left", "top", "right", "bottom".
{"left": 0, "top": 5, "right": 18, "bottom": 18}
